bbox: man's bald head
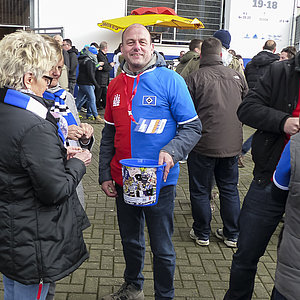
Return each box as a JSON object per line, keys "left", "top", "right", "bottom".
{"left": 122, "top": 24, "right": 152, "bottom": 45}
{"left": 263, "top": 40, "right": 276, "bottom": 53}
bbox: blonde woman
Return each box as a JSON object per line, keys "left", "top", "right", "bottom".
{"left": 0, "top": 31, "right": 91, "bottom": 300}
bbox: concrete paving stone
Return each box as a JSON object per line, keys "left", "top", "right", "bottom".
{"left": 210, "top": 280, "right": 230, "bottom": 290}
{"left": 176, "top": 287, "right": 200, "bottom": 297}
{"left": 176, "top": 259, "right": 191, "bottom": 266}
{"left": 202, "top": 260, "right": 218, "bottom": 274}
{"left": 87, "top": 270, "right": 113, "bottom": 277}
{"left": 194, "top": 273, "right": 221, "bottom": 281}
{"left": 100, "top": 256, "right": 113, "bottom": 269}
{"left": 69, "top": 294, "right": 97, "bottom": 300}
{"left": 187, "top": 253, "right": 203, "bottom": 266}
{"left": 196, "top": 281, "right": 214, "bottom": 297}
{"left": 70, "top": 269, "right": 86, "bottom": 284}
{"left": 178, "top": 266, "right": 205, "bottom": 274}
{"left": 253, "top": 282, "right": 269, "bottom": 298}
{"left": 52, "top": 293, "right": 68, "bottom": 300}
{"left": 200, "top": 253, "right": 224, "bottom": 261}
{"left": 55, "top": 283, "right": 83, "bottom": 293}
{"left": 84, "top": 277, "right": 99, "bottom": 294}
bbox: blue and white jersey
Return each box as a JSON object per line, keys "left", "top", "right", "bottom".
{"left": 273, "top": 141, "right": 291, "bottom": 190}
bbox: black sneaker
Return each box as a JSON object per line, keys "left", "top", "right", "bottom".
{"left": 215, "top": 228, "right": 237, "bottom": 248}
{"left": 101, "top": 282, "right": 144, "bottom": 300}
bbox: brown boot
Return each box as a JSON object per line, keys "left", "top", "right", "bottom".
{"left": 95, "top": 115, "right": 105, "bottom": 124}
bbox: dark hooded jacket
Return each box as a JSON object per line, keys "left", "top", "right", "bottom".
{"left": 77, "top": 53, "right": 99, "bottom": 88}
{"left": 68, "top": 46, "right": 79, "bottom": 82}
{"left": 96, "top": 50, "right": 113, "bottom": 87}
{"left": 0, "top": 87, "right": 90, "bottom": 284}
{"left": 244, "top": 50, "right": 279, "bottom": 89}
{"left": 237, "top": 52, "right": 300, "bottom": 186}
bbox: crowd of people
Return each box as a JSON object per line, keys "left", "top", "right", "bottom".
{"left": 0, "top": 24, "right": 299, "bottom": 300}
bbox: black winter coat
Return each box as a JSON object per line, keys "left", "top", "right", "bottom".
{"left": 77, "top": 55, "right": 99, "bottom": 88}
{"left": 244, "top": 50, "right": 279, "bottom": 89}
{"left": 68, "top": 46, "right": 79, "bottom": 82}
{"left": 96, "top": 50, "right": 113, "bottom": 87}
{"left": 237, "top": 53, "right": 300, "bottom": 185}
{"left": 0, "top": 88, "right": 90, "bottom": 284}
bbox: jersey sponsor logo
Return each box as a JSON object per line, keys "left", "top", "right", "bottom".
{"left": 142, "top": 96, "right": 156, "bottom": 106}
{"left": 134, "top": 118, "right": 167, "bottom": 134}
{"left": 113, "top": 94, "right": 121, "bottom": 107}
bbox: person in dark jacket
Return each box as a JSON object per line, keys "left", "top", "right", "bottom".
{"left": 244, "top": 39, "right": 279, "bottom": 89}
{"left": 95, "top": 41, "right": 114, "bottom": 109}
{"left": 223, "top": 52, "right": 300, "bottom": 300}
{"left": 76, "top": 45, "right": 104, "bottom": 123}
{"left": 63, "top": 38, "right": 79, "bottom": 95}
{"left": 239, "top": 39, "right": 279, "bottom": 167}
{"left": 0, "top": 30, "right": 92, "bottom": 300}
{"left": 185, "top": 37, "right": 248, "bottom": 248}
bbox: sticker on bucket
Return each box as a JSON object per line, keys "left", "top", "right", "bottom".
{"left": 120, "top": 159, "right": 165, "bottom": 206}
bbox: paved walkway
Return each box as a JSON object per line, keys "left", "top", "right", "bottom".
{"left": 0, "top": 124, "right": 281, "bottom": 300}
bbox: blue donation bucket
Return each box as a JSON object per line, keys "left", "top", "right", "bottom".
{"left": 119, "top": 158, "right": 166, "bottom": 206}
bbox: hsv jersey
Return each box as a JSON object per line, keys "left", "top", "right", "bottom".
{"left": 104, "top": 66, "right": 198, "bottom": 187}
{"left": 273, "top": 140, "right": 291, "bottom": 190}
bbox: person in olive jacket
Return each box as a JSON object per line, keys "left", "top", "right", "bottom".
{"left": 0, "top": 31, "right": 91, "bottom": 300}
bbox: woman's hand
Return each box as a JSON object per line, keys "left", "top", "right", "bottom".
{"left": 67, "top": 125, "right": 84, "bottom": 141}
{"left": 66, "top": 146, "right": 82, "bottom": 160}
{"left": 73, "top": 149, "right": 92, "bottom": 166}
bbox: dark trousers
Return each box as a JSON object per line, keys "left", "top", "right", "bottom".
{"left": 271, "top": 287, "right": 288, "bottom": 300}
{"left": 187, "top": 151, "right": 240, "bottom": 240}
{"left": 95, "top": 86, "right": 107, "bottom": 109}
{"left": 116, "top": 184, "right": 176, "bottom": 300}
{"left": 224, "top": 181, "right": 286, "bottom": 300}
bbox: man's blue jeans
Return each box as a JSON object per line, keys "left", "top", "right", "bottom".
{"left": 76, "top": 85, "right": 98, "bottom": 118}
{"left": 116, "top": 184, "right": 176, "bottom": 300}
{"left": 187, "top": 151, "right": 240, "bottom": 240}
{"left": 3, "top": 275, "right": 50, "bottom": 300}
{"left": 224, "top": 181, "right": 286, "bottom": 300}
{"left": 241, "top": 134, "right": 253, "bottom": 156}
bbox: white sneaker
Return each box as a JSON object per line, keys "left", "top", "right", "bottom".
{"left": 215, "top": 228, "right": 237, "bottom": 248}
{"left": 189, "top": 228, "right": 209, "bottom": 246}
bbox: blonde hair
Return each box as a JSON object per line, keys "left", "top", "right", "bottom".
{"left": 42, "top": 34, "right": 63, "bottom": 62}
{"left": 0, "top": 30, "right": 58, "bottom": 90}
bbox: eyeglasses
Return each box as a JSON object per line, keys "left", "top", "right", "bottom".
{"left": 42, "top": 75, "right": 53, "bottom": 87}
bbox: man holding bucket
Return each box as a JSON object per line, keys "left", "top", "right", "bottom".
{"left": 99, "top": 24, "right": 202, "bottom": 300}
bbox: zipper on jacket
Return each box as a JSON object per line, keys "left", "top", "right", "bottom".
{"left": 37, "top": 278, "right": 43, "bottom": 300}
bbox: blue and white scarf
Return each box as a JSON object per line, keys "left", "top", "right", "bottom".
{"left": 3, "top": 88, "right": 48, "bottom": 119}
{"left": 1, "top": 88, "right": 66, "bottom": 143}
{"left": 43, "top": 89, "right": 78, "bottom": 127}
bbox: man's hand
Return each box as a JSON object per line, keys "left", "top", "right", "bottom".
{"left": 158, "top": 151, "right": 174, "bottom": 182}
{"left": 284, "top": 117, "right": 300, "bottom": 136}
{"left": 101, "top": 180, "right": 117, "bottom": 197}
{"left": 68, "top": 124, "right": 84, "bottom": 141}
{"left": 80, "top": 123, "right": 94, "bottom": 143}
